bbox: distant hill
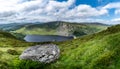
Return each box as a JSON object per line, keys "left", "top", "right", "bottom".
{"left": 0, "top": 21, "right": 109, "bottom": 37}
{"left": 0, "top": 23, "right": 26, "bottom": 31}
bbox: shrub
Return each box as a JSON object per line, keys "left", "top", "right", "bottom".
{"left": 0, "top": 61, "right": 9, "bottom": 69}
{"left": 7, "top": 49, "right": 18, "bottom": 55}
{"left": 11, "top": 58, "right": 46, "bottom": 69}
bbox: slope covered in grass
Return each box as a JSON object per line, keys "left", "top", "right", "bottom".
{"left": 12, "top": 21, "right": 108, "bottom": 36}
{"left": 0, "top": 24, "right": 119, "bottom": 69}
{"left": 0, "top": 23, "right": 30, "bottom": 31}
{"left": 0, "top": 31, "right": 34, "bottom": 69}
{"left": 38, "top": 24, "right": 120, "bottom": 69}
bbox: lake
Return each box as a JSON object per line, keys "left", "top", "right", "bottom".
{"left": 24, "top": 35, "right": 74, "bottom": 42}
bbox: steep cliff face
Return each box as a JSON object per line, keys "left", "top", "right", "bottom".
{"left": 57, "top": 23, "right": 71, "bottom": 36}
{"left": 56, "top": 22, "right": 108, "bottom": 36}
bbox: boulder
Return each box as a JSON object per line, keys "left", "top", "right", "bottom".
{"left": 19, "top": 44, "right": 60, "bottom": 63}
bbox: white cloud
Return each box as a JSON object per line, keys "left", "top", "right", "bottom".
{"left": 0, "top": 0, "right": 118, "bottom": 24}
{"left": 103, "top": 2, "right": 120, "bottom": 14}
{"left": 112, "top": 18, "right": 120, "bottom": 22}
{"left": 115, "top": 9, "right": 120, "bottom": 14}
{"left": 72, "top": 5, "right": 107, "bottom": 17}
{"left": 103, "top": 2, "right": 120, "bottom": 9}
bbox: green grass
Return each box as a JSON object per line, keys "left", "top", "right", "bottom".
{"left": 0, "top": 24, "right": 120, "bottom": 69}
{"left": 13, "top": 22, "right": 108, "bottom": 36}
{"left": 15, "top": 27, "right": 56, "bottom": 35}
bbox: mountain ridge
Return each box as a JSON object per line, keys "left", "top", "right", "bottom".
{"left": 4, "top": 21, "right": 108, "bottom": 37}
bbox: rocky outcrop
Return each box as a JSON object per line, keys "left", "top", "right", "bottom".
{"left": 19, "top": 44, "right": 60, "bottom": 63}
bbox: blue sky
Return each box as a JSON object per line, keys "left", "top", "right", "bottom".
{"left": 58, "top": 0, "right": 119, "bottom": 7}
{"left": 0, "top": 0, "right": 120, "bottom": 24}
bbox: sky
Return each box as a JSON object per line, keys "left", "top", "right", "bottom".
{"left": 0, "top": 0, "right": 120, "bottom": 24}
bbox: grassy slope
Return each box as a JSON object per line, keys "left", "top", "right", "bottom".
{"left": 15, "top": 26, "right": 56, "bottom": 35}
{"left": 0, "top": 25, "right": 120, "bottom": 69}
{"left": 13, "top": 22, "right": 108, "bottom": 36}
{"left": 43, "top": 25, "right": 120, "bottom": 69}
{"left": 0, "top": 31, "right": 34, "bottom": 69}
{"left": 0, "top": 23, "right": 30, "bottom": 31}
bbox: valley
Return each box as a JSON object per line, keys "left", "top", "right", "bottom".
{"left": 0, "top": 23, "right": 120, "bottom": 69}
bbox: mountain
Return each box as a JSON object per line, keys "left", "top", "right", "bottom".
{"left": 0, "top": 21, "right": 108, "bottom": 37}
{"left": 0, "top": 23, "right": 29, "bottom": 31}
{"left": 0, "top": 24, "right": 120, "bottom": 69}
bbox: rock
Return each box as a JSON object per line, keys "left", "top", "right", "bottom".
{"left": 19, "top": 44, "right": 60, "bottom": 63}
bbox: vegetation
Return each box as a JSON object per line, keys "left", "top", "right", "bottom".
{"left": 0, "top": 24, "right": 120, "bottom": 69}
{"left": 7, "top": 49, "right": 18, "bottom": 55}
{"left": 0, "top": 21, "right": 108, "bottom": 37}
{"left": 15, "top": 22, "right": 108, "bottom": 36}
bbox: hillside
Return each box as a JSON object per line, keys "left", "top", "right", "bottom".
{"left": 0, "top": 31, "right": 34, "bottom": 69}
{"left": 0, "top": 24, "right": 120, "bottom": 69}
{"left": 0, "top": 21, "right": 108, "bottom": 37}
{"left": 14, "top": 21, "right": 108, "bottom": 36}
{"left": 0, "top": 23, "right": 31, "bottom": 31}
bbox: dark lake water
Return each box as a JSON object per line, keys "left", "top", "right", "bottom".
{"left": 24, "top": 35, "right": 74, "bottom": 42}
